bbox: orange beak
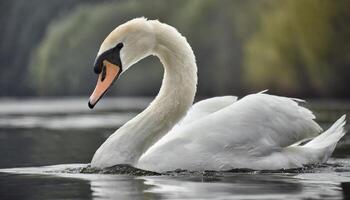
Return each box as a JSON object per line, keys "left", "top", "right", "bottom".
{"left": 88, "top": 60, "right": 121, "bottom": 109}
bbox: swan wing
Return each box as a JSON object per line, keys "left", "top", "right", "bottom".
{"left": 138, "top": 93, "right": 323, "bottom": 171}
{"left": 176, "top": 96, "right": 237, "bottom": 126}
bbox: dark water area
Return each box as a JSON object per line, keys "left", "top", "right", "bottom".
{"left": 0, "top": 128, "right": 112, "bottom": 168}
{"left": 0, "top": 97, "right": 350, "bottom": 200}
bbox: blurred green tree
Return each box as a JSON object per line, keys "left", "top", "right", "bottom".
{"left": 4, "top": 0, "right": 348, "bottom": 97}
{"left": 244, "top": 0, "right": 350, "bottom": 97}
{"left": 29, "top": 0, "right": 252, "bottom": 96}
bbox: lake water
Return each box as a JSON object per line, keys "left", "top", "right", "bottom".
{"left": 0, "top": 97, "right": 349, "bottom": 200}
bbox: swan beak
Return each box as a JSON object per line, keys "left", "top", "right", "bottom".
{"left": 88, "top": 60, "right": 121, "bottom": 109}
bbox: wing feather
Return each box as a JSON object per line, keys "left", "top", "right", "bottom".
{"left": 138, "top": 93, "right": 323, "bottom": 171}
{"left": 175, "top": 96, "right": 237, "bottom": 126}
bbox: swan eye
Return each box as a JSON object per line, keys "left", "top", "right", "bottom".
{"left": 101, "top": 63, "right": 107, "bottom": 82}
{"left": 93, "top": 43, "right": 123, "bottom": 75}
{"left": 116, "top": 43, "right": 124, "bottom": 49}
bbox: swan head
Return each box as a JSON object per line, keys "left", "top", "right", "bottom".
{"left": 88, "top": 18, "right": 156, "bottom": 108}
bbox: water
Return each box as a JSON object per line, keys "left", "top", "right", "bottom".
{"left": 0, "top": 97, "right": 349, "bottom": 200}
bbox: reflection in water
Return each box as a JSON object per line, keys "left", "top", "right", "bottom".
{"left": 89, "top": 176, "right": 161, "bottom": 200}
{"left": 85, "top": 173, "right": 343, "bottom": 200}
{"left": 0, "top": 163, "right": 347, "bottom": 200}
{"left": 141, "top": 175, "right": 303, "bottom": 200}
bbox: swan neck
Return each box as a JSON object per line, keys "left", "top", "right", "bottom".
{"left": 129, "top": 21, "right": 197, "bottom": 161}
{"left": 91, "top": 21, "right": 197, "bottom": 167}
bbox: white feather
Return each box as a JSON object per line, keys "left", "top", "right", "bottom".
{"left": 138, "top": 93, "right": 329, "bottom": 171}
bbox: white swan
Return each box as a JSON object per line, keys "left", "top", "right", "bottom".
{"left": 88, "top": 18, "right": 347, "bottom": 172}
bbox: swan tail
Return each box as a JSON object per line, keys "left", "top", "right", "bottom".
{"left": 302, "top": 115, "right": 347, "bottom": 163}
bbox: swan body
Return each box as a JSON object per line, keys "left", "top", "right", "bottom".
{"left": 88, "top": 18, "right": 347, "bottom": 172}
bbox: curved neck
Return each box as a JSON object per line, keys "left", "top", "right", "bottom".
{"left": 93, "top": 21, "right": 197, "bottom": 166}
{"left": 132, "top": 22, "right": 198, "bottom": 157}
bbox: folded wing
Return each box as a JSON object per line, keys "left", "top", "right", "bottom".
{"left": 138, "top": 93, "right": 324, "bottom": 171}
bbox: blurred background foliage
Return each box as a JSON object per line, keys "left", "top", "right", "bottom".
{"left": 0, "top": 0, "right": 349, "bottom": 98}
